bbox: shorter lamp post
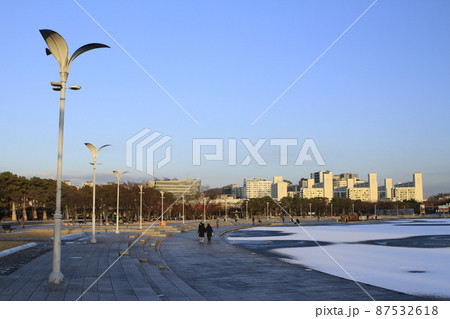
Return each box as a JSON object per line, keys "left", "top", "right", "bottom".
{"left": 138, "top": 185, "right": 144, "bottom": 230}
{"left": 160, "top": 191, "right": 165, "bottom": 224}
{"left": 203, "top": 198, "right": 206, "bottom": 223}
{"left": 224, "top": 199, "right": 228, "bottom": 221}
{"left": 182, "top": 195, "right": 185, "bottom": 224}
{"left": 113, "top": 170, "right": 127, "bottom": 234}
{"left": 245, "top": 200, "right": 248, "bottom": 220}
{"left": 85, "top": 143, "right": 110, "bottom": 244}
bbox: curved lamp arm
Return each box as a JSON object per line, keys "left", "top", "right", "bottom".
{"left": 85, "top": 143, "right": 111, "bottom": 162}
{"left": 40, "top": 29, "right": 109, "bottom": 74}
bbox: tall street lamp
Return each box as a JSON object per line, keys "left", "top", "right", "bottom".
{"left": 138, "top": 185, "right": 144, "bottom": 230}
{"left": 40, "top": 29, "right": 109, "bottom": 285}
{"left": 85, "top": 143, "right": 110, "bottom": 244}
{"left": 113, "top": 171, "right": 127, "bottom": 234}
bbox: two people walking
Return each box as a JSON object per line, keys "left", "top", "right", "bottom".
{"left": 198, "top": 221, "right": 214, "bottom": 243}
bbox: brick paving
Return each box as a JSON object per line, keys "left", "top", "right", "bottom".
{"left": 0, "top": 223, "right": 436, "bottom": 301}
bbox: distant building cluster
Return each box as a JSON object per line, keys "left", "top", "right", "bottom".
{"left": 72, "top": 171, "right": 423, "bottom": 203}
{"left": 222, "top": 172, "right": 424, "bottom": 202}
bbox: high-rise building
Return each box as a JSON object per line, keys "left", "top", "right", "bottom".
{"left": 271, "top": 176, "right": 288, "bottom": 200}
{"left": 310, "top": 170, "right": 331, "bottom": 184}
{"left": 243, "top": 178, "right": 272, "bottom": 198}
{"left": 391, "top": 173, "right": 423, "bottom": 202}
{"left": 334, "top": 173, "right": 378, "bottom": 202}
{"left": 301, "top": 171, "right": 334, "bottom": 200}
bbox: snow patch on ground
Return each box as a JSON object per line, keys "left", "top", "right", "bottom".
{"left": 228, "top": 219, "right": 450, "bottom": 299}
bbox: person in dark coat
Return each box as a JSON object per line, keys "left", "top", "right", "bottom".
{"left": 205, "top": 223, "right": 214, "bottom": 242}
{"left": 198, "top": 222, "right": 206, "bottom": 243}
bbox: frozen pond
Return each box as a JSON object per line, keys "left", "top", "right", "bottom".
{"left": 225, "top": 218, "right": 450, "bottom": 299}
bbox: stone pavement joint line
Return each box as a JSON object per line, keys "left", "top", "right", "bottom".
{"left": 0, "top": 223, "right": 432, "bottom": 301}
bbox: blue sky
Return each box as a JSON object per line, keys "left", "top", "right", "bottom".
{"left": 0, "top": 0, "right": 449, "bottom": 197}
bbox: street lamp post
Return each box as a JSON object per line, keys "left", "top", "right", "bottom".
{"left": 224, "top": 199, "right": 228, "bottom": 221}
{"left": 85, "top": 143, "right": 110, "bottom": 244}
{"left": 245, "top": 200, "right": 248, "bottom": 220}
{"left": 40, "top": 29, "right": 109, "bottom": 285}
{"left": 309, "top": 202, "right": 312, "bottom": 218}
{"left": 203, "top": 198, "right": 207, "bottom": 223}
{"left": 182, "top": 195, "right": 185, "bottom": 224}
{"left": 160, "top": 191, "right": 165, "bottom": 225}
{"left": 266, "top": 202, "right": 269, "bottom": 220}
{"left": 138, "top": 185, "right": 144, "bottom": 230}
{"left": 113, "top": 171, "right": 127, "bottom": 234}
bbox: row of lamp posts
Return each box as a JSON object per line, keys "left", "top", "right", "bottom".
{"left": 40, "top": 28, "right": 187, "bottom": 285}
{"left": 85, "top": 143, "right": 128, "bottom": 237}
{"left": 40, "top": 29, "right": 138, "bottom": 284}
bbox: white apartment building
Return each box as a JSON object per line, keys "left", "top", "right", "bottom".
{"left": 301, "top": 171, "right": 333, "bottom": 199}
{"left": 271, "top": 176, "right": 288, "bottom": 200}
{"left": 243, "top": 178, "right": 272, "bottom": 198}
{"left": 379, "top": 173, "right": 423, "bottom": 202}
{"left": 334, "top": 173, "right": 378, "bottom": 202}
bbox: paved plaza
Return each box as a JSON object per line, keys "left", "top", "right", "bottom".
{"left": 0, "top": 223, "right": 434, "bottom": 301}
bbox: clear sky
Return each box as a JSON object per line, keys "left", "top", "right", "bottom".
{"left": 1, "top": 0, "right": 449, "bottom": 197}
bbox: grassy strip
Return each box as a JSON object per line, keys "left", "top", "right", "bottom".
{"left": 0, "top": 229, "right": 82, "bottom": 238}
{"left": 0, "top": 241, "right": 31, "bottom": 252}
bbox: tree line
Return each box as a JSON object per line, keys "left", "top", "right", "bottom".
{"left": 0, "top": 171, "right": 217, "bottom": 223}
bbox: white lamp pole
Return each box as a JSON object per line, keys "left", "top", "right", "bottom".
{"left": 182, "top": 195, "right": 185, "bottom": 224}
{"left": 40, "top": 29, "right": 108, "bottom": 285}
{"left": 113, "top": 171, "right": 127, "bottom": 234}
{"left": 225, "top": 199, "right": 228, "bottom": 221}
{"left": 203, "top": 198, "right": 206, "bottom": 223}
{"left": 245, "top": 200, "right": 248, "bottom": 220}
{"left": 138, "top": 185, "right": 144, "bottom": 230}
{"left": 85, "top": 143, "right": 110, "bottom": 244}
{"left": 160, "top": 191, "right": 165, "bottom": 224}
